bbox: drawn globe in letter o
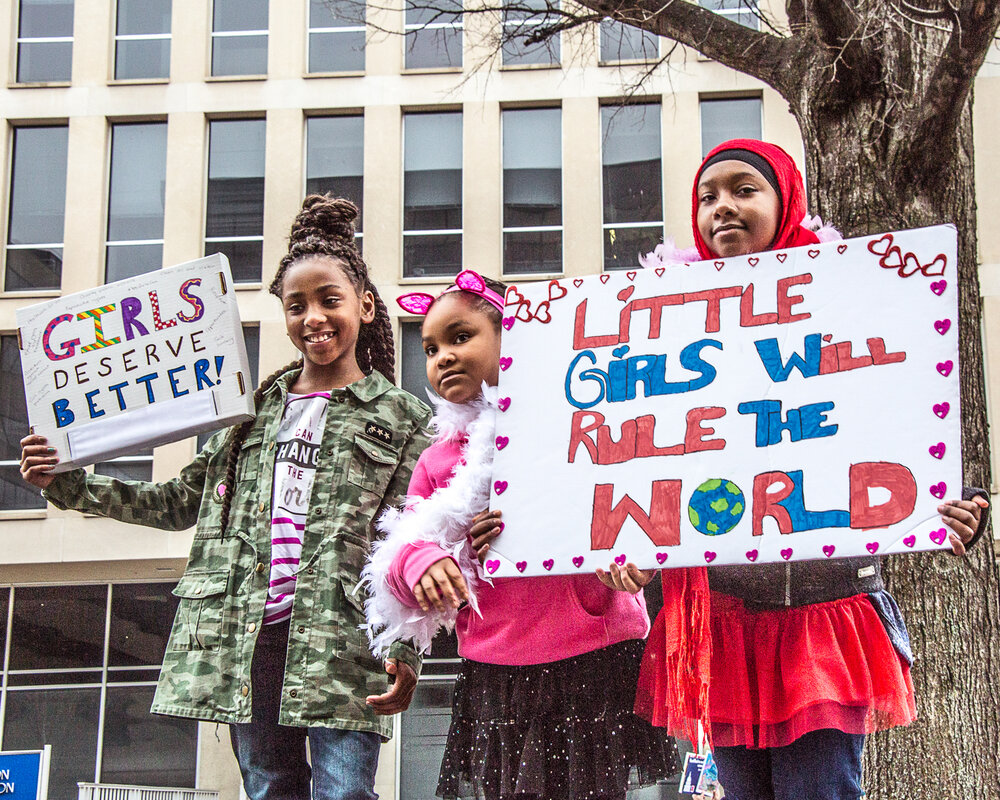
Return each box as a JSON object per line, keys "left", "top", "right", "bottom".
{"left": 688, "top": 479, "right": 745, "bottom": 536}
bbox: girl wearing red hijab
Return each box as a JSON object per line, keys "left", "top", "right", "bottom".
{"left": 605, "top": 139, "right": 990, "bottom": 800}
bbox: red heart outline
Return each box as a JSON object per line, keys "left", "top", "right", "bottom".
{"left": 547, "top": 280, "right": 567, "bottom": 301}
{"left": 867, "top": 233, "right": 894, "bottom": 256}
{"left": 505, "top": 286, "right": 526, "bottom": 307}
{"left": 573, "top": 278, "right": 584, "bottom": 288}
{"left": 655, "top": 268, "right": 665, "bottom": 277}
{"left": 837, "top": 244, "right": 848, "bottom": 254}
{"left": 776, "top": 253, "right": 788, "bottom": 263}
{"left": 600, "top": 274, "right": 611, "bottom": 284}
{"left": 921, "top": 254, "right": 947, "bottom": 277}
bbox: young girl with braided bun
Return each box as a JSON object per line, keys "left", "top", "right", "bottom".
{"left": 362, "top": 270, "right": 679, "bottom": 800}
{"left": 20, "top": 195, "right": 433, "bottom": 800}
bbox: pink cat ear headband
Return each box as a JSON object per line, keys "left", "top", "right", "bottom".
{"left": 396, "top": 269, "right": 505, "bottom": 315}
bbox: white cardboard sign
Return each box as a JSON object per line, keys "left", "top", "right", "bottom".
{"left": 16, "top": 254, "right": 254, "bottom": 472}
{"left": 487, "top": 226, "right": 961, "bottom": 576}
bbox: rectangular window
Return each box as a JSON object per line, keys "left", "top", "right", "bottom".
{"left": 5, "top": 126, "right": 68, "bottom": 291}
{"left": 699, "top": 0, "right": 759, "bottom": 29}
{"left": 502, "top": 107, "right": 561, "bottom": 275}
{"left": 205, "top": 118, "right": 266, "bottom": 283}
{"left": 599, "top": 19, "right": 657, "bottom": 62}
{"left": 114, "top": 0, "right": 171, "bottom": 79}
{"left": 106, "top": 122, "right": 167, "bottom": 283}
{"left": 502, "top": 0, "right": 559, "bottom": 66}
{"left": 0, "top": 335, "right": 45, "bottom": 510}
{"left": 308, "top": 0, "right": 364, "bottom": 72}
{"left": 306, "top": 116, "right": 364, "bottom": 239}
{"left": 403, "top": 112, "right": 462, "bottom": 278}
{"left": 700, "top": 97, "right": 762, "bottom": 157}
{"left": 601, "top": 103, "right": 663, "bottom": 271}
{"left": 404, "top": 0, "right": 462, "bottom": 69}
{"left": 400, "top": 321, "right": 432, "bottom": 399}
{"left": 0, "top": 583, "right": 197, "bottom": 800}
{"left": 211, "top": 0, "right": 268, "bottom": 76}
{"left": 16, "top": 0, "right": 74, "bottom": 82}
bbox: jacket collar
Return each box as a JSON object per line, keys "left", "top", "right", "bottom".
{"left": 266, "top": 366, "right": 392, "bottom": 403}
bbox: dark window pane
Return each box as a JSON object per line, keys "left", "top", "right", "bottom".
{"left": 700, "top": 97, "right": 762, "bottom": 157}
{"left": 403, "top": 233, "right": 462, "bottom": 278}
{"left": 503, "top": 229, "right": 561, "bottom": 274}
{"left": 400, "top": 679, "right": 456, "bottom": 799}
{"left": 699, "top": 0, "right": 759, "bottom": 29}
{"left": 404, "top": 27, "right": 462, "bottom": 69}
{"left": 93, "top": 459, "right": 153, "bottom": 482}
{"left": 600, "top": 19, "right": 657, "bottom": 62}
{"left": 502, "top": 1, "right": 557, "bottom": 66}
{"left": 4, "top": 688, "right": 100, "bottom": 800}
{"left": 6, "top": 126, "right": 68, "bottom": 290}
{"left": 214, "top": 0, "right": 268, "bottom": 30}
{"left": 115, "top": 38, "right": 170, "bottom": 80}
{"left": 400, "top": 321, "right": 432, "bottom": 400}
{"left": 17, "top": 40, "right": 73, "bottom": 82}
{"left": 109, "top": 583, "right": 179, "bottom": 667}
{"left": 102, "top": 685, "right": 197, "bottom": 787}
{"left": 197, "top": 325, "right": 259, "bottom": 450}
{"left": 309, "top": 30, "right": 364, "bottom": 72}
{"left": 306, "top": 116, "right": 364, "bottom": 227}
{"left": 503, "top": 108, "right": 561, "bottom": 229}
{"left": 118, "top": 0, "right": 172, "bottom": 35}
{"left": 405, "top": 0, "right": 462, "bottom": 25}
{"left": 604, "top": 223, "right": 662, "bottom": 271}
{"left": 601, "top": 105, "right": 661, "bottom": 225}
{"left": 108, "top": 123, "right": 167, "bottom": 242}
{"left": 19, "top": 0, "right": 73, "bottom": 36}
{"left": 212, "top": 34, "right": 268, "bottom": 75}
{"left": 1, "top": 335, "right": 45, "bottom": 510}
{"left": 106, "top": 243, "right": 164, "bottom": 283}
{"left": 403, "top": 113, "right": 462, "bottom": 239}
{"left": 204, "top": 238, "right": 263, "bottom": 283}
{"left": 10, "top": 584, "right": 107, "bottom": 670}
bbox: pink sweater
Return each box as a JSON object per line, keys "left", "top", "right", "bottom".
{"left": 386, "top": 437, "right": 650, "bottom": 665}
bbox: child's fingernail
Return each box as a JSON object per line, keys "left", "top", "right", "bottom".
{"left": 47, "top": 447, "right": 55, "bottom": 453}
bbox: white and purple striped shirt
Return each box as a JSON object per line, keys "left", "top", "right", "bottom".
{"left": 264, "top": 392, "right": 330, "bottom": 625}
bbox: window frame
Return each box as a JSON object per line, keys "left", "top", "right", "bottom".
{"left": 500, "top": 0, "right": 560, "bottom": 67}
{"left": 112, "top": 0, "right": 172, "bottom": 81}
{"left": 210, "top": 0, "right": 269, "bottom": 77}
{"left": 403, "top": 0, "right": 464, "bottom": 70}
{"left": 306, "top": 0, "right": 366, "bottom": 74}
{"left": 14, "top": 0, "right": 74, "bottom": 84}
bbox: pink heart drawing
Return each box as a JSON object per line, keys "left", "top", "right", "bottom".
{"left": 516, "top": 561, "right": 528, "bottom": 573}
{"left": 499, "top": 356, "right": 513, "bottom": 371}
{"left": 614, "top": 554, "right": 627, "bottom": 566}
{"left": 866, "top": 542, "right": 879, "bottom": 554}
{"left": 502, "top": 317, "right": 515, "bottom": 330}
{"left": 937, "top": 360, "right": 954, "bottom": 377}
{"left": 930, "top": 280, "right": 947, "bottom": 296}
{"left": 933, "top": 402, "right": 950, "bottom": 419}
{"left": 745, "top": 549, "right": 758, "bottom": 562}
{"left": 807, "top": 249, "right": 820, "bottom": 259}
{"left": 823, "top": 544, "right": 836, "bottom": 558}
{"left": 497, "top": 522, "right": 505, "bottom": 533}
{"left": 498, "top": 397, "right": 511, "bottom": 412}
{"left": 934, "top": 319, "right": 951, "bottom": 335}
{"left": 930, "top": 482, "right": 947, "bottom": 499}
{"left": 656, "top": 552, "right": 669, "bottom": 564}
{"left": 929, "top": 442, "right": 946, "bottom": 459}
{"left": 485, "top": 559, "right": 500, "bottom": 574}
{"left": 781, "top": 548, "right": 794, "bottom": 561}
{"left": 572, "top": 556, "right": 585, "bottom": 568}
{"left": 542, "top": 559, "right": 554, "bottom": 571}
{"left": 494, "top": 480, "right": 508, "bottom": 495}
{"left": 903, "top": 535, "right": 916, "bottom": 548}
{"left": 930, "top": 528, "right": 947, "bottom": 545}
{"left": 704, "top": 551, "right": 717, "bottom": 563}
{"left": 495, "top": 436, "right": 509, "bottom": 450}
{"left": 837, "top": 244, "right": 848, "bottom": 254}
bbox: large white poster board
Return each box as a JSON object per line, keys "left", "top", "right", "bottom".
{"left": 16, "top": 254, "right": 254, "bottom": 472}
{"left": 487, "top": 226, "right": 961, "bottom": 576}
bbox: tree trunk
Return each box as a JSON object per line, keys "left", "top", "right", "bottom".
{"left": 790, "top": 82, "right": 1000, "bottom": 797}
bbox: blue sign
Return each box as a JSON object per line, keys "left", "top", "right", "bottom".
{"left": 0, "top": 750, "right": 50, "bottom": 800}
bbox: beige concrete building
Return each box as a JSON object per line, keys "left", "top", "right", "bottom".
{"left": 0, "top": 0, "right": 997, "bottom": 798}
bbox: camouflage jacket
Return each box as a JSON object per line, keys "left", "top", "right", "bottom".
{"left": 43, "top": 368, "right": 432, "bottom": 739}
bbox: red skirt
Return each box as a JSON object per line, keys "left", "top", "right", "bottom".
{"left": 707, "top": 592, "right": 916, "bottom": 748}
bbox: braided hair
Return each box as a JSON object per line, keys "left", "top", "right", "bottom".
{"left": 217, "top": 194, "right": 395, "bottom": 532}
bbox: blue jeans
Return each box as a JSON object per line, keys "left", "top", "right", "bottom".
{"left": 713, "top": 729, "right": 865, "bottom": 800}
{"left": 230, "top": 620, "right": 381, "bottom": 800}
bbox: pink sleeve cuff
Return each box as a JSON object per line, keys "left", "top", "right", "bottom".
{"left": 386, "top": 541, "right": 455, "bottom": 608}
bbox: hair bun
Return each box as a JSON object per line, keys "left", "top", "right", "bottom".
{"left": 289, "top": 194, "right": 358, "bottom": 246}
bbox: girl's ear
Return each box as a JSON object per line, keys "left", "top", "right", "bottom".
{"left": 360, "top": 290, "right": 376, "bottom": 324}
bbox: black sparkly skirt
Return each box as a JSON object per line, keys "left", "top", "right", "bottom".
{"left": 437, "top": 638, "right": 679, "bottom": 800}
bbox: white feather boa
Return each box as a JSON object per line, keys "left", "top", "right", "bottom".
{"left": 361, "top": 385, "right": 497, "bottom": 657}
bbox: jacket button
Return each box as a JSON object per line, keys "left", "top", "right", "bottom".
{"left": 247, "top": 622, "right": 257, "bottom": 633}
{"left": 258, "top": 502, "right": 266, "bottom": 513}
{"left": 289, "top": 689, "right": 298, "bottom": 698}
{"left": 370, "top": 449, "right": 379, "bottom": 458}
{"left": 307, "top": 567, "right": 314, "bottom": 575}
{"left": 255, "top": 562, "right": 266, "bottom": 573}
{"left": 241, "top": 685, "right": 249, "bottom": 697}
{"left": 297, "top": 625, "right": 305, "bottom": 634}
{"left": 268, "top": 441, "right": 275, "bottom": 451}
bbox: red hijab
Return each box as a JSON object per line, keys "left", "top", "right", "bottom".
{"left": 691, "top": 138, "right": 819, "bottom": 261}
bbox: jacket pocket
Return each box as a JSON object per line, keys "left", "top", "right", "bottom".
{"left": 346, "top": 434, "right": 399, "bottom": 496}
{"left": 337, "top": 576, "right": 379, "bottom": 665}
{"left": 169, "top": 569, "right": 231, "bottom": 651}
{"left": 236, "top": 433, "right": 264, "bottom": 484}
